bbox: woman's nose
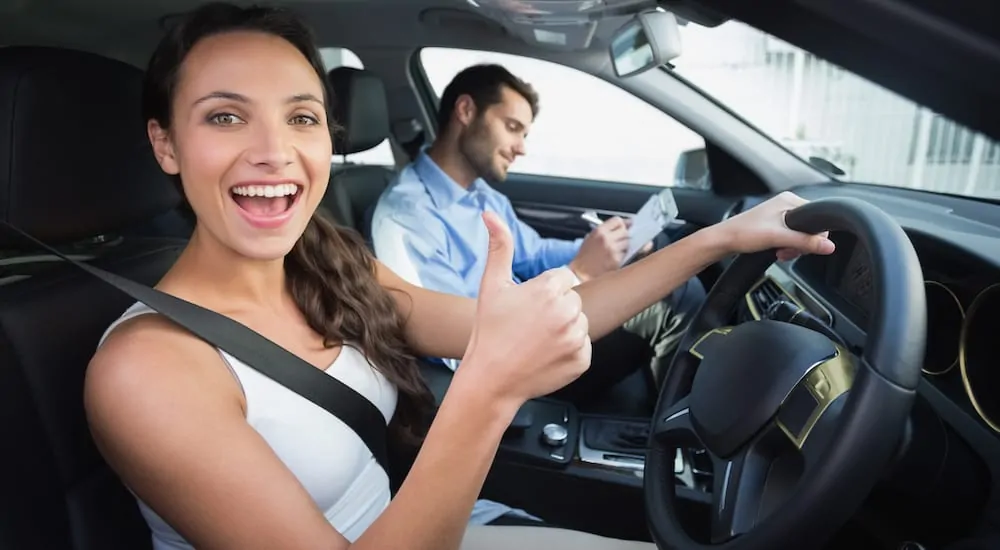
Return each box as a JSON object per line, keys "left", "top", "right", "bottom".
{"left": 246, "top": 119, "right": 294, "bottom": 168}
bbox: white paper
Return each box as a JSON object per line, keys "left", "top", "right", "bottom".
{"left": 623, "top": 188, "right": 679, "bottom": 265}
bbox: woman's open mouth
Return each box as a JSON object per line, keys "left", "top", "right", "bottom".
{"left": 229, "top": 183, "right": 304, "bottom": 229}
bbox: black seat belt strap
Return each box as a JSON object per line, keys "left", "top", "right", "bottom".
{"left": 0, "top": 221, "right": 389, "bottom": 473}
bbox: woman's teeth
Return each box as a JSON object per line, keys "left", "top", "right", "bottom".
{"left": 230, "top": 184, "right": 299, "bottom": 198}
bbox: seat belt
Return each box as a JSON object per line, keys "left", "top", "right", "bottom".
{"left": 0, "top": 221, "right": 389, "bottom": 473}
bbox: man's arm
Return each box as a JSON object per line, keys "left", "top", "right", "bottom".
{"left": 499, "top": 195, "right": 582, "bottom": 281}
{"left": 372, "top": 212, "right": 472, "bottom": 298}
{"left": 371, "top": 212, "right": 473, "bottom": 367}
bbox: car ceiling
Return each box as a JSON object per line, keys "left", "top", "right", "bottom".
{"left": 3, "top": 0, "right": 1000, "bottom": 151}
{"left": 0, "top": 0, "right": 634, "bottom": 66}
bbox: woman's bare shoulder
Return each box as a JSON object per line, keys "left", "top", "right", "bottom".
{"left": 85, "top": 312, "right": 244, "bottom": 426}
{"left": 84, "top": 313, "right": 347, "bottom": 549}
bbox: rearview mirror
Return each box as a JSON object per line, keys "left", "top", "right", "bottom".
{"left": 609, "top": 10, "right": 682, "bottom": 78}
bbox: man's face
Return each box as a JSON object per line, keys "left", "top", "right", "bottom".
{"left": 457, "top": 85, "right": 533, "bottom": 183}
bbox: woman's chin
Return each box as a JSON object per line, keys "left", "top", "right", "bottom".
{"left": 233, "top": 238, "right": 299, "bottom": 263}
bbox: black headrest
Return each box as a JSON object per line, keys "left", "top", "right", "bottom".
{"left": 0, "top": 47, "right": 180, "bottom": 247}
{"left": 328, "top": 67, "right": 390, "bottom": 155}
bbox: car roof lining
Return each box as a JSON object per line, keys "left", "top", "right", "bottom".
{"left": 3, "top": 0, "right": 999, "bottom": 147}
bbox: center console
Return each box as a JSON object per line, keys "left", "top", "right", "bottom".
{"left": 417, "top": 360, "right": 713, "bottom": 540}
{"left": 492, "top": 393, "right": 714, "bottom": 501}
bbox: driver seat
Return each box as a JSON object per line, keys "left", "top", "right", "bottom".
{"left": 323, "top": 66, "right": 395, "bottom": 241}
{"left": 0, "top": 47, "right": 184, "bottom": 549}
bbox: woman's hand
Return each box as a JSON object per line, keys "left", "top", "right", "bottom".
{"left": 714, "top": 192, "right": 836, "bottom": 261}
{"left": 458, "top": 212, "right": 592, "bottom": 409}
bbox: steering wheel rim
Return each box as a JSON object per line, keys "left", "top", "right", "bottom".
{"left": 644, "top": 197, "right": 927, "bottom": 550}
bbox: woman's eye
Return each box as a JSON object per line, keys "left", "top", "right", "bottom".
{"left": 290, "top": 114, "right": 319, "bottom": 126}
{"left": 209, "top": 113, "right": 244, "bottom": 125}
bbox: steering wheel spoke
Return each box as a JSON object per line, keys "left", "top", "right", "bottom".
{"left": 651, "top": 397, "right": 699, "bottom": 445}
{"left": 708, "top": 426, "right": 783, "bottom": 543}
{"left": 793, "top": 390, "right": 850, "bottom": 473}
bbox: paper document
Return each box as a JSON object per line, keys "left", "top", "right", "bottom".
{"left": 623, "top": 188, "right": 679, "bottom": 265}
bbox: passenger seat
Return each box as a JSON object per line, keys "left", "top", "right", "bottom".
{"left": 0, "top": 46, "right": 185, "bottom": 550}
{"left": 324, "top": 66, "right": 396, "bottom": 240}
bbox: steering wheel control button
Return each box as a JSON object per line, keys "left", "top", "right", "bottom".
{"left": 541, "top": 423, "right": 568, "bottom": 447}
{"left": 688, "top": 321, "right": 838, "bottom": 457}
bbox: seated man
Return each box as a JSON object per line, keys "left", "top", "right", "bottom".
{"left": 370, "top": 63, "right": 705, "bottom": 405}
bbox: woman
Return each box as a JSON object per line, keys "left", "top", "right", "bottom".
{"left": 83, "top": 3, "right": 835, "bottom": 550}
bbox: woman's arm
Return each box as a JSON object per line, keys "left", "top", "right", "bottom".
{"left": 379, "top": 192, "right": 834, "bottom": 361}
{"left": 376, "top": 228, "right": 726, "bottom": 360}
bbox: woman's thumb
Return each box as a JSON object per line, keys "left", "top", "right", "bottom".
{"left": 479, "top": 211, "right": 515, "bottom": 296}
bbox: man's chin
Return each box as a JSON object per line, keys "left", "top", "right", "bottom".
{"left": 487, "top": 166, "right": 508, "bottom": 183}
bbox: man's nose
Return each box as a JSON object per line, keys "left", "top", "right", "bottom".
{"left": 512, "top": 138, "right": 526, "bottom": 157}
{"left": 247, "top": 119, "right": 293, "bottom": 168}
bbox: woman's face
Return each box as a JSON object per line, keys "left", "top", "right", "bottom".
{"left": 149, "top": 30, "right": 332, "bottom": 261}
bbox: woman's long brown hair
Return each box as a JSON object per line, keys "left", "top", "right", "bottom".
{"left": 287, "top": 210, "right": 433, "bottom": 444}
{"left": 141, "top": 2, "right": 434, "bottom": 445}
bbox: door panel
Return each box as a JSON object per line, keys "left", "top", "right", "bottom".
{"left": 494, "top": 173, "right": 739, "bottom": 240}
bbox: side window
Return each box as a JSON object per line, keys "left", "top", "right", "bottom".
{"left": 419, "top": 48, "right": 705, "bottom": 188}
{"left": 319, "top": 47, "right": 395, "bottom": 166}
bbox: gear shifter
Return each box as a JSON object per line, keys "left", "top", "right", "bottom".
{"left": 765, "top": 300, "right": 847, "bottom": 347}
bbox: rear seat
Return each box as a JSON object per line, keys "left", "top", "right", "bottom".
{"left": 0, "top": 46, "right": 185, "bottom": 550}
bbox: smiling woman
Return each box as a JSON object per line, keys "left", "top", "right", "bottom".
{"left": 81, "top": 3, "right": 829, "bottom": 550}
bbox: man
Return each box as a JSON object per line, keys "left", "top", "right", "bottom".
{"left": 369, "top": 63, "right": 705, "bottom": 404}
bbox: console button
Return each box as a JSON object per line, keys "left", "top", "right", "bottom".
{"left": 541, "top": 423, "right": 568, "bottom": 447}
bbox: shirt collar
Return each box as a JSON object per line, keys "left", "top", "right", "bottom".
{"left": 413, "top": 146, "right": 488, "bottom": 209}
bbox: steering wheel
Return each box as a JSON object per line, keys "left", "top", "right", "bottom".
{"left": 644, "top": 197, "right": 926, "bottom": 550}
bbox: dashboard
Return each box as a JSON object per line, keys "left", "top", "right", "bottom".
{"left": 744, "top": 218, "right": 1000, "bottom": 439}
{"left": 730, "top": 182, "right": 1000, "bottom": 538}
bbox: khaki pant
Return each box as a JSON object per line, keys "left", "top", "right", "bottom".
{"left": 461, "top": 525, "right": 657, "bottom": 549}
{"left": 549, "top": 276, "right": 705, "bottom": 405}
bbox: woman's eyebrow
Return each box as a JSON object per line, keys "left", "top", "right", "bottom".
{"left": 191, "top": 91, "right": 323, "bottom": 106}
{"left": 287, "top": 93, "right": 323, "bottom": 106}
{"left": 193, "top": 90, "right": 248, "bottom": 105}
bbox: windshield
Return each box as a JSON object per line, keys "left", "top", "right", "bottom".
{"left": 669, "top": 21, "right": 1000, "bottom": 200}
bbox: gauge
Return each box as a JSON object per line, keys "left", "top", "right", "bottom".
{"left": 960, "top": 283, "right": 1000, "bottom": 433}
{"left": 922, "top": 281, "right": 964, "bottom": 376}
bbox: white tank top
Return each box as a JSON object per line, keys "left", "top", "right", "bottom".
{"left": 98, "top": 302, "right": 398, "bottom": 549}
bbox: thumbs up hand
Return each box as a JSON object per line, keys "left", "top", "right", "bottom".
{"left": 460, "top": 212, "right": 591, "bottom": 408}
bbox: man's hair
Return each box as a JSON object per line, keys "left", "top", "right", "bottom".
{"left": 436, "top": 63, "right": 539, "bottom": 134}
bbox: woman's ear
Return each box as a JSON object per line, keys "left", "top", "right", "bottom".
{"left": 147, "top": 119, "right": 180, "bottom": 175}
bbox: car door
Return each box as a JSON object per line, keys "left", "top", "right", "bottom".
{"left": 416, "top": 47, "right": 758, "bottom": 277}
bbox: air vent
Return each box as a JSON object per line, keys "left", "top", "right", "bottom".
{"left": 746, "top": 277, "right": 791, "bottom": 320}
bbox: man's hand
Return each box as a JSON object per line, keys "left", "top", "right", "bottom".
{"left": 569, "top": 216, "right": 629, "bottom": 282}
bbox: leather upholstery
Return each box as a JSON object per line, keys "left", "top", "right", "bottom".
{"left": 324, "top": 67, "right": 395, "bottom": 236}
{"left": 0, "top": 47, "right": 185, "bottom": 550}
{"left": 0, "top": 46, "right": 181, "bottom": 247}
{"left": 326, "top": 164, "right": 395, "bottom": 234}
{"left": 329, "top": 66, "right": 391, "bottom": 155}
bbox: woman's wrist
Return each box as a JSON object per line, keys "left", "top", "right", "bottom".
{"left": 446, "top": 358, "right": 523, "bottom": 423}
{"left": 691, "top": 222, "right": 738, "bottom": 260}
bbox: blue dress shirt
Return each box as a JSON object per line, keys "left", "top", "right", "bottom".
{"left": 370, "top": 150, "right": 583, "bottom": 302}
